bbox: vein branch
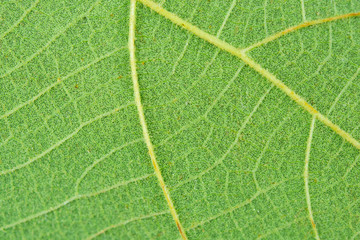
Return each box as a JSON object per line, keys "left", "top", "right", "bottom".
{"left": 0, "top": 47, "right": 123, "bottom": 120}
{"left": 129, "top": 1, "right": 188, "bottom": 239}
{"left": 0, "top": 0, "right": 40, "bottom": 40}
{"left": 0, "top": 173, "right": 153, "bottom": 232}
{"left": 187, "top": 178, "right": 293, "bottom": 231}
{"left": 304, "top": 117, "right": 320, "bottom": 240}
{"left": 0, "top": 104, "right": 132, "bottom": 176}
{"left": 86, "top": 210, "right": 169, "bottom": 240}
{"left": 300, "top": 0, "right": 307, "bottom": 22}
{"left": 74, "top": 138, "right": 143, "bottom": 195}
{"left": 137, "top": 0, "right": 360, "bottom": 151}
{"left": 0, "top": 0, "right": 102, "bottom": 79}
{"left": 243, "top": 11, "right": 360, "bottom": 52}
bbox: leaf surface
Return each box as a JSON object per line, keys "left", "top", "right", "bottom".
{"left": 1, "top": 0, "right": 360, "bottom": 239}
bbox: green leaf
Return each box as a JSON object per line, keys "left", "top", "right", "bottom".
{"left": 1, "top": 0, "right": 360, "bottom": 239}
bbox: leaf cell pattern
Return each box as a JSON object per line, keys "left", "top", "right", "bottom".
{"left": 0, "top": 0, "right": 360, "bottom": 239}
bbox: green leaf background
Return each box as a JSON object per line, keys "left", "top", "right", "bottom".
{"left": 1, "top": 0, "right": 360, "bottom": 239}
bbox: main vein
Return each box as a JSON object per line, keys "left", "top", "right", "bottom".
{"left": 128, "top": 1, "right": 188, "bottom": 239}
{"left": 304, "top": 117, "right": 320, "bottom": 240}
{"left": 137, "top": 0, "right": 360, "bottom": 151}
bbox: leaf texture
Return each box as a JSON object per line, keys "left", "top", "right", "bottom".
{"left": 0, "top": 0, "right": 360, "bottom": 239}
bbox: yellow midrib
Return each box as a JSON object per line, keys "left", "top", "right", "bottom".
{"left": 129, "top": 1, "right": 188, "bottom": 239}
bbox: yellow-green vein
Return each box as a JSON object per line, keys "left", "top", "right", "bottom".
{"left": 243, "top": 12, "right": 360, "bottom": 52}
{"left": 129, "top": 1, "right": 188, "bottom": 239}
{"left": 304, "top": 117, "right": 320, "bottom": 240}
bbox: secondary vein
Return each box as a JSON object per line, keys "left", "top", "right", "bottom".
{"left": 243, "top": 12, "right": 360, "bottom": 52}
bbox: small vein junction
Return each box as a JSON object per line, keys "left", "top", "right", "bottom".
{"left": 0, "top": 103, "right": 134, "bottom": 176}
{"left": 0, "top": 173, "right": 171, "bottom": 239}
{"left": 0, "top": 0, "right": 40, "bottom": 41}
{"left": 0, "top": 0, "right": 102, "bottom": 79}
{"left": 0, "top": 47, "right": 124, "bottom": 120}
